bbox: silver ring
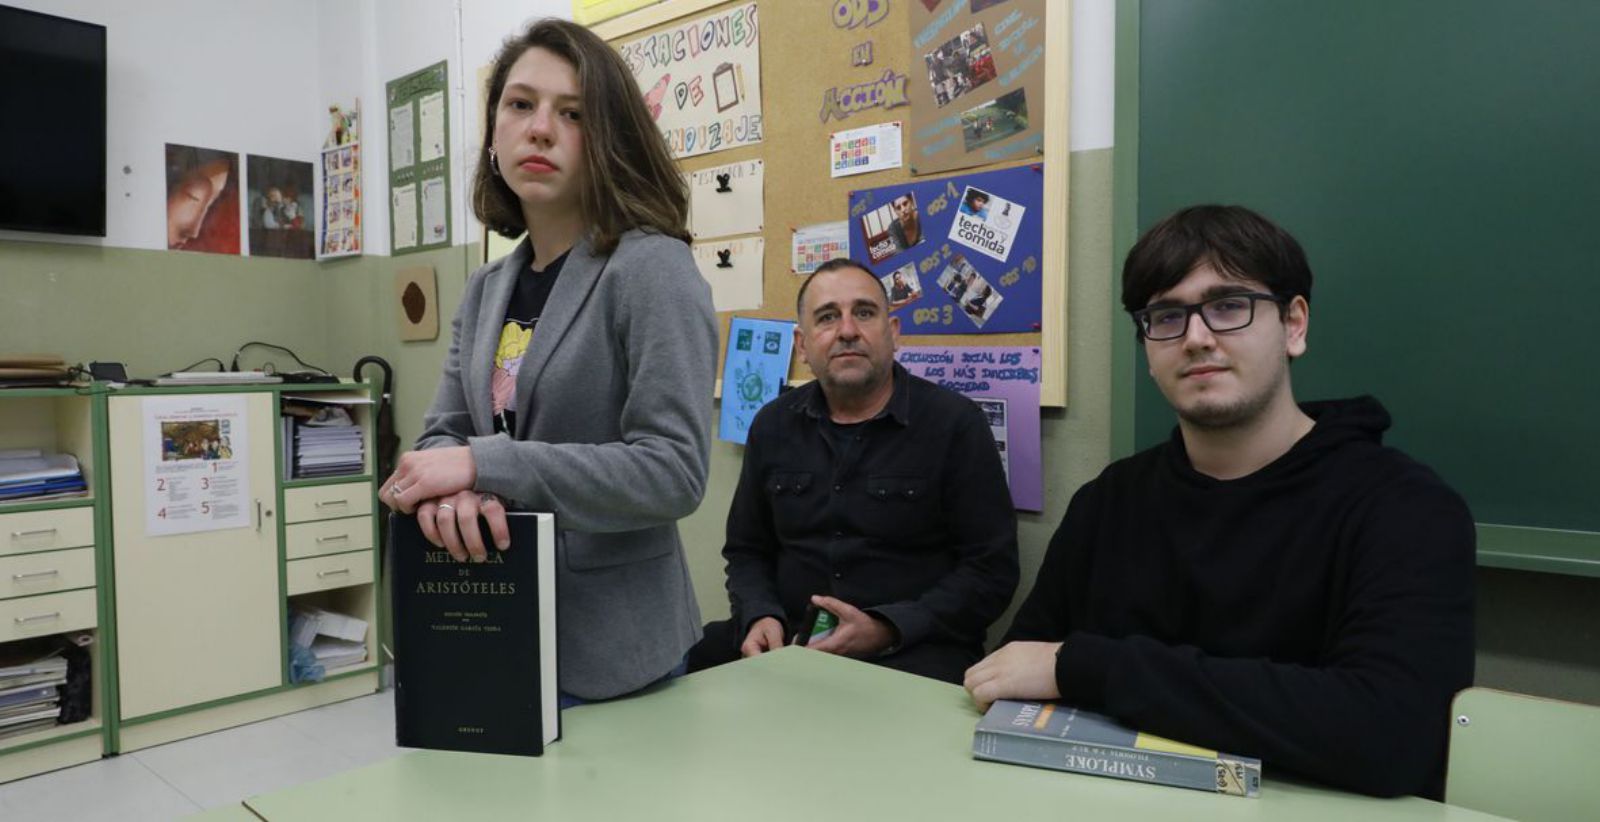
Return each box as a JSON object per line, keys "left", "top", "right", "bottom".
{"left": 437, "top": 503, "right": 455, "bottom": 512}
{"left": 390, "top": 484, "right": 406, "bottom": 497}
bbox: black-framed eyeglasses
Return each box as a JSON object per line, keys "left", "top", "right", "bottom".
{"left": 1131, "top": 292, "right": 1286, "bottom": 341}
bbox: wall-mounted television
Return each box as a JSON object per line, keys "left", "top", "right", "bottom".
{"left": 0, "top": 5, "right": 107, "bottom": 237}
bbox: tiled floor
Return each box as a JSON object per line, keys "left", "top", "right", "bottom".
{"left": 0, "top": 690, "right": 399, "bottom": 821}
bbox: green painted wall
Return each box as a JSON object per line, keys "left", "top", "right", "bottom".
{"left": 0, "top": 240, "right": 335, "bottom": 376}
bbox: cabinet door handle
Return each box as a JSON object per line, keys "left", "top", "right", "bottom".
{"left": 12, "top": 569, "right": 60, "bottom": 581}
{"left": 14, "top": 612, "right": 61, "bottom": 625}
{"left": 315, "top": 534, "right": 350, "bottom": 544}
{"left": 316, "top": 568, "right": 351, "bottom": 579}
{"left": 255, "top": 499, "right": 263, "bottom": 532}
{"left": 9, "top": 528, "right": 57, "bottom": 541}
{"left": 315, "top": 499, "right": 350, "bottom": 509}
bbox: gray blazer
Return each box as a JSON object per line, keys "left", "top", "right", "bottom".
{"left": 415, "top": 229, "right": 717, "bottom": 699}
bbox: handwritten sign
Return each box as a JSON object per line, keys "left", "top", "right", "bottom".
{"left": 897, "top": 346, "right": 1043, "bottom": 511}
{"left": 618, "top": 3, "right": 764, "bottom": 159}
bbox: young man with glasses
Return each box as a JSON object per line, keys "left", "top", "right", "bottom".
{"left": 963, "top": 205, "right": 1474, "bottom": 798}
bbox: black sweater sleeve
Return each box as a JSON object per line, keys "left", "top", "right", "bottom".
{"left": 1018, "top": 478, "right": 1476, "bottom": 798}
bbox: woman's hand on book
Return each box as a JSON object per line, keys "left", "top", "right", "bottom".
{"left": 963, "top": 641, "right": 1063, "bottom": 712}
{"left": 382, "top": 447, "right": 477, "bottom": 515}
{"left": 416, "top": 490, "right": 510, "bottom": 563}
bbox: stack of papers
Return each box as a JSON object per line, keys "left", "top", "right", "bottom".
{"left": 289, "top": 606, "right": 369, "bottom": 672}
{"left": 283, "top": 394, "right": 369, "bottom": 480}
{"left": 0, "top": 656, "right": 65, "bottom": 740}
{"left": 0, "top": 450, "right": 87, "bottom": 502}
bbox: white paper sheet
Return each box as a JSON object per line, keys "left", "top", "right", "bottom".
{"left": 688, "top": 159, "right": 764, "bottom": 239}
{"left": 693, "top": 237, "right": 765, "bottom": 311}
{"left": 142, "top": 395, "right": 252, "bottom": 537}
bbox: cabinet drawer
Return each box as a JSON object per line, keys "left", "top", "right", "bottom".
{"left": 285, "top": 517, "right": 375, "bottom": 560}
{"left": 1, "top": 508, "right": 95, "bottom": 556}
{"left": 284, "top": 482, "right": 374, "bottom": 524}
{"left": 0, "top": 547, "right": 96, "bottom": 601}
{"left": 286, "top": 550, "right": 374, "bottom": 595}
{"left": 0, "top": 588, "right": 97, "bottom": 642}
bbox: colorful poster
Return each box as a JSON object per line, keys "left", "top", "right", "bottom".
{"left": 319, "top": 140, "right": 362, "bottom": 259}
{"left": 830, "top": 121, "right": 904, "bottom": 178}
{"left": 896, "top": 346, "right": 1042, "bottom": 511}
{"left": 792, "top": 222, "right": 850, "bottom": 275}
{"left": 908, "top": 0, "right": 1048, "bottom": 175}
{"left": 692, "top": 237, "right": 764, "bottom": 311}
{"left": 164, "top": 144, "right": 240, "bottom": 255}
{"left": 848, "top": 164, "right": 1043, "bottom": 334}
{"left": 617, "top": 3, "right": 763, "bottom": 159}
{"left": 143, "top": 395, "right": 253, "bottom": 536}
{"left": 246, "top": 155, "right": 314, "bottom": 259}
{"left": 720, "top": 316, "right": 796, "bottom": 445}
{"left": 688, "top": 159, "right": 764, "bottom": 239}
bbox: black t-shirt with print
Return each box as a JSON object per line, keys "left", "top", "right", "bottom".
{"left": 491, "top": 251, "right": 568, "bottom": 434}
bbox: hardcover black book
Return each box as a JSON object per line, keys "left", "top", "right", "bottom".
{"left": 390, "top": 511, "right": 558, "bottom": 756}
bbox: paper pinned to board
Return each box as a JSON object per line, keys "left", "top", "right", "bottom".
{"left": 689, "top": 159, "right": 765, "bottom": 240}
{"left": 791, "top": 222, "right": 850, "bottom": 275}
{"left": 693, "top": 237, "right": 765, "bottom": 312}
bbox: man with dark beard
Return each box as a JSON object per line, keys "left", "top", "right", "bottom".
{"left": 963, "top": 205, "right": 1474, "bottom": 799}
{"left": 690, "top": 258, "right": 1018, "bottom": 684}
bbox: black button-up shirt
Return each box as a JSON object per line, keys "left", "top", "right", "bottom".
{"left": 722, "top": 364, "right": 1019, "bottom": 654}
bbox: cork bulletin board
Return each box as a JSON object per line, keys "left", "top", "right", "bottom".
{"left": 595, "top": 0, "right": 1071, "bottom": 405}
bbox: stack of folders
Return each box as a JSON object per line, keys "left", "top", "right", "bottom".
{"left": 0, "top": 451, "right": 87, "bottom": 503}
{"left": 287, "top": 409, "right": 364, "bottom": 480}
{"left": 0, "top": 657, "right": 67, "bottom": 740}
{"left": 289, "top": 606, "right": 369, "bottom": 672}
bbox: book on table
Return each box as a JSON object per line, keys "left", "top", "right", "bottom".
{"left": 390, "top": 511, "right": 558, "bottom": 756}
{"left": 973, "top": 700, "right": 1262, "bottom": 798}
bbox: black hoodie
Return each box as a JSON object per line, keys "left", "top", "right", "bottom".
{"left": 1006, "top": 397, "right": 1475, "bottom": 798}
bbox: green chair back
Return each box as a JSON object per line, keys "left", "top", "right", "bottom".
{"left": 1447, "top": 687, "right": 1600, "bottom": 821}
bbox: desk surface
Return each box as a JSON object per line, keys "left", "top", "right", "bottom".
{"left": 243, "top": 648, "right": 1506, "bottom": 821}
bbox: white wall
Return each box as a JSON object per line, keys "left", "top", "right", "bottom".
{"left": 0, "top": 0, "right": 323, "bottom": 250}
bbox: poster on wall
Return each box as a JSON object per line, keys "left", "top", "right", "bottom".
{"left": 692, "top": 236, "right": 764, "bottom": 311}
{"left": 688, "top": 159, "right": 764, "bottom": 239}
{"left": 791, "top": 221, "right": 850, "bottom": 275}
{"left": 319, "top": 101, "right": 363, "bottom": 259}
{"left": 386, "top": 61, "right": 451, "bottom": 255}
{"left": 719, "top": 316, "right": 796, "bottom": 445}
{"left": 245, "top": 155, "right": 314, "bottom": 260}
{"left": 616, "top": 2, "right": 763, "bottom": 160}
{"left": 830, "top": 121, "right": 904, "bottom": 178}
{"left": 142, "top": 395, "right": 253, "bottom": 537}
{"left": 848, "top": 164, "right": 1043, "bottom": 334}
{"left": 164, "top": 144, "right": 240, "bottom": 255}
{"left": 907, "top": 0, "right": 1048, "bottom": 175}
{"left": 896, "top": 345, "right": 1042, "bottom": 511}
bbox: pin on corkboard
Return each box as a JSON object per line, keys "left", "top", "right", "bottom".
{"left": 395, "top": 265, "right": 439, "bottom": 341}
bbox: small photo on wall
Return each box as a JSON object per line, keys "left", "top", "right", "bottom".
{"left": 936, "top": 252, "right": 1004, "bottom": 329}
{"left": 857, "top": 191, "right": 925, "bottom": 264}
{"left": 961, "top": 88, "right": 1030, "bottom": 152}
{"left": 924, "top": 22, "right": 998, "bottom": 108}
{"left": 880, "top": 261, "right": 923, "bottom": 309}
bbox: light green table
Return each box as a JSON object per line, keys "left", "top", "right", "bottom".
{"left": 242, "top": 647, "right": 1507, "bottom": 821}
